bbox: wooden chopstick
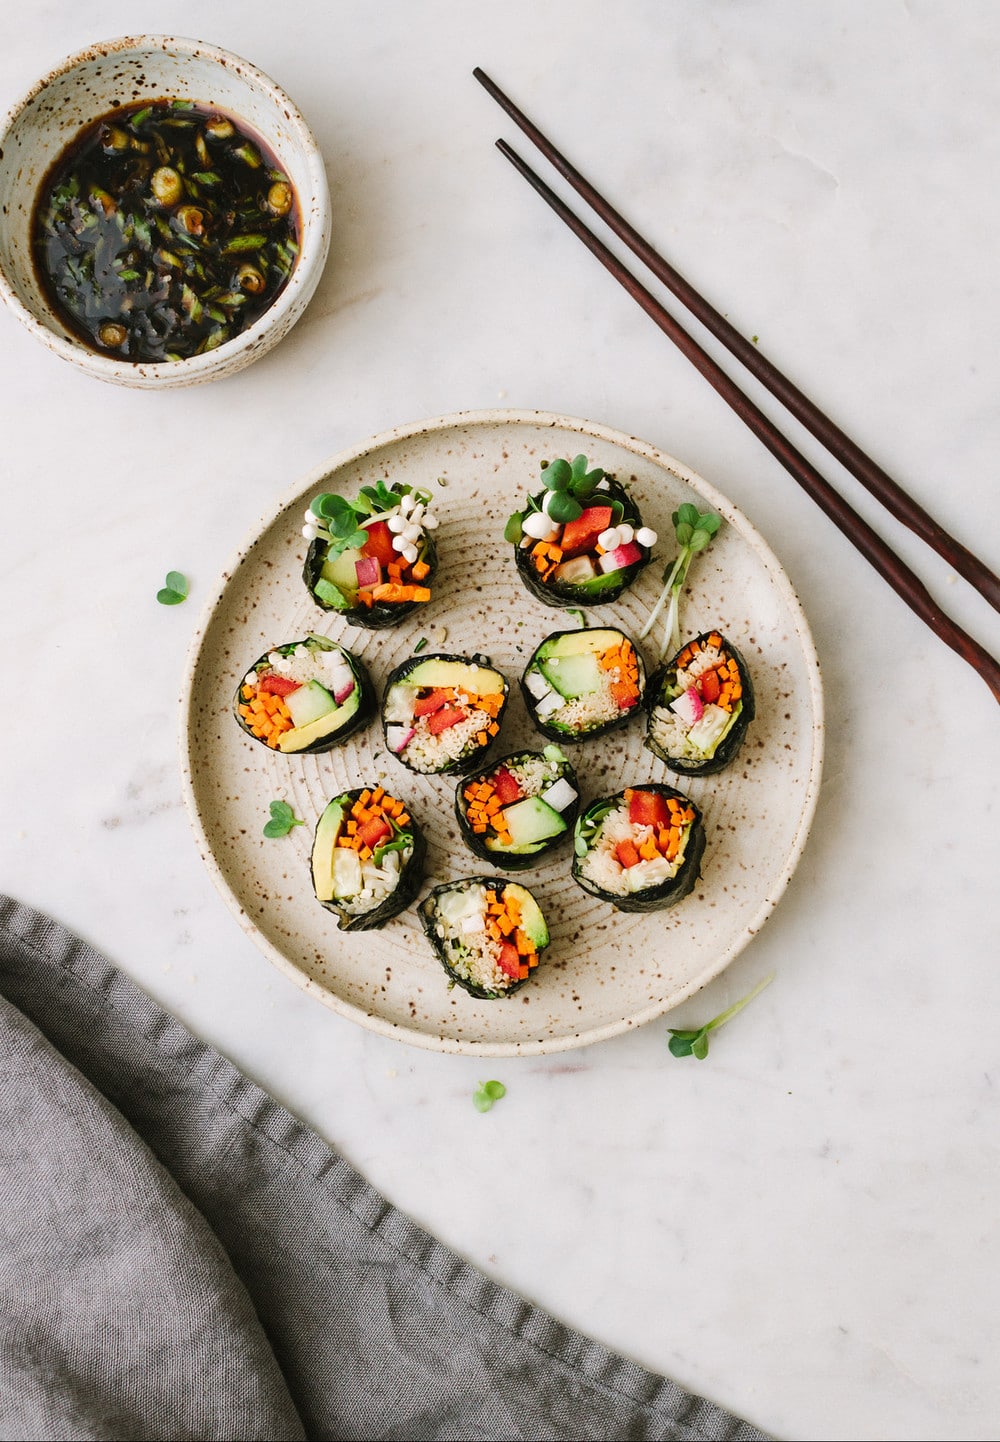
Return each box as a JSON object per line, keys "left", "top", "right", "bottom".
{"left": 474, "top": 66, "right": 1000, "bottom": 617}
{"left": 475, "top": 92, "right": 1000, "bottom": 702}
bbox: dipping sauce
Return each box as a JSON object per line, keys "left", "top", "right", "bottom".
{"left": 31, "top": 99, "right": 299, "bottom": 363}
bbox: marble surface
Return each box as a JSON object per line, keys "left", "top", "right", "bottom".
{"left": 2, "top": 3, "right": 998, "bottom": 1439}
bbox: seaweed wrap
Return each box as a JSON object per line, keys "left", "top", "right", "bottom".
{"left": 418, "top": 877, "right": 550, "bottom": 998}
{"left": 455, "top": 746, "right": 580, "bottom": 870}
{"left": 235, "top": 634, "right": 375, "bottom": 754}
{"left": 645, "top": 631, "right": 755, "bottom": 775}
{"left": 382, "top": 652, "right": 509, "bottom": 775}
{"left": 520, "top": 627, "right": 645, "bottom": 742}
{"left": 302, "top": 479, "right": 439, "bottom": 629}
{"left": 572, "top": 783, "right": 705, "bottom": 913}
{"left": 311, "top": 786, "right": 425, "bottom": 931}
{"left": 505, "top": 455, "right": 656, "bottom": 608}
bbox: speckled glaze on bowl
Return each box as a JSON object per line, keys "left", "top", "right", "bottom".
{"left": 0, "top": 36, "right": 330, "bottom": 388}
{"left": 181, "top": 410, "right": 825, "bottom": 1056}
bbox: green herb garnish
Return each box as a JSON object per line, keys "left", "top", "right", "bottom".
{"left": 262, "top": 799, "right": 306, "bottom": 839}
{"left": 667, "top": 972, "right": 774, "bottom": 1059}
{"left": 413, "top": 637, "right": 428, "bottom": 653}
{"left": 473, "top": 1079, "right": 507, "bottom": 1112}
{"left": 638, "top": 504, "right": 721, "bottom": 660}
{"left": 156, "top": 570, "right": 188, "bottom": 605}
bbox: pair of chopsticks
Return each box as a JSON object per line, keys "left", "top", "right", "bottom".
{"left": 473, "top": 67, "right": 1000, "bottom": 705}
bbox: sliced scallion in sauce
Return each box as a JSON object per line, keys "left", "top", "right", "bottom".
{"left": 31, "top": 99, "right": 299, "bottom": 364}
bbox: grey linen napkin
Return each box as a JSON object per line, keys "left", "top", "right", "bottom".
{"left": 0, "top": 896, "right": 771, "bottom": 1442}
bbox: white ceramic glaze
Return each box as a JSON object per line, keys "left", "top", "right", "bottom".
{"left": 0, "top": 35, "right": 330, "bottom": 388}
{"left": 180, "top": 410, "right": 824, "bottom": 1055}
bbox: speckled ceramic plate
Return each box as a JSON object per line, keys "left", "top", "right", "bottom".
{"left": 181, "top": 409, "right": 824, "bottom": 1055}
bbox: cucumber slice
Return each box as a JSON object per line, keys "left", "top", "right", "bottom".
{"left": 285, "top": 680, "right": 337, "bottom": 728}
{"left": 502, "top": 796, "right": 566, "bottom": 847}
{"left": 541, "top": 651, "right": 602, "bottom": 699}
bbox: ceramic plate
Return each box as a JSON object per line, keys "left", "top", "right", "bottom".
{"left": 181, "top": 409, "right": 823, "bottom": 1055}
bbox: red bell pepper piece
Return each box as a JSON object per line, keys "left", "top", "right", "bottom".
{"left": 627, "top": 790, "right": 670, "bottom": 829}
{"left": 559, "top": 505, "right": 613, "bottom": 558}
{"left": 361, "top": 520, "right": 397, "bottom": 568}
{"left": 413, "top": 688, "right": 449, "bottom": 717}
{"left": 357, "top": 815, "right": 392, "bottom": 849}
{"left": 257, "top": 673, "right": 301, "bottom": 696}
{"left": 615, "top": 838, "right": 641, "bottom": 869}
{"left": 497, "top": 942, "right": 521, "bottom": 979}
{"left": 492, "top": 767, "right": 522, "bottom": 804}
{"left": 427, "top": 706, "right": 464, "bottom": 734}
{"left": 699, "top": 668, "right": 721, "bottom": 704}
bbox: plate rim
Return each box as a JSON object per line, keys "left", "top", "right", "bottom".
{"left": 179, "top": 406, "right": 825, "bottom": 1056}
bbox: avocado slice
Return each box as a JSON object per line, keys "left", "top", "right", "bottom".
{"left": 537, "top": 628, "right": 624, "bottom": 659}
{"left": 312, "top": 577, "right": 350, "bottom": 610}
{"left": 320, "top": 546, "right": 364, "bottom": 595}
{"left": 505, "top": 882, "right": 549, "bottom": 949}
{"left": 404, "top": 656, "right": 506, "bottom": 694}
{"left": 278, "top": 683, "right": 360, "bottom": 752}
{"left": 311, "top": 797, "right": 346, "bottom": 902}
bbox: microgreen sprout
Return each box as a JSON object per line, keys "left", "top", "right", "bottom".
{"left": 566, "top": 608, "right": 588, "bottom": 629}
{"left": 506, "top": 454, "right": 609, "bottom": 539}
{"left": 156, "top": 570, "right": 188, "bottom": 605}
{"left": 473, "top": 1079, "right": 507, "bottom": 1112}
{"left": 637, "top": 504, "right": 722, "bottom": 660}
{"left": 304, "top": 481, "right": 435, "bottom": 557}
{"left": 413, "top": 637, "right": 428, "bottom": 653}
{"left": 667, "top": 971, "right": 774, "bottom": 1060}
{"left": 262, "top": 799, "right": 306, "bottom": 839}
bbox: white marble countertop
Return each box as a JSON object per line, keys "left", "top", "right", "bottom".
{"left": 2, "top": 4, "right": 999, "bottom": 1439}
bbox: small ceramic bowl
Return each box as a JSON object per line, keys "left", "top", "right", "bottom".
{"left": 0, "top": 35, "right": 330, "bottom": 388}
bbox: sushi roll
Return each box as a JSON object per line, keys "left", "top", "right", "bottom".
{"left": 382, "top": 652, "right": 509, "bottom": 775}
{"left": 572, "top": 783, "right": 706, "bottom": 913}
{"left": 455, "top": 746, "right": 580, "bottom": 870}
{"left": 645, "top": 631, "right": 755, "bottom": 775}
{"left": 505, "top": 456, "right": 656, "bottom": 607}
{"left": 235, "top": 635, "right": 375, "bottom": 754}
{"left": 520, "top": 627, "right": 645, "bottom": 742}
{"left": 417, "top": 877, "right": 550, "bottom": 998}
{"left": 311, "top": 786, "right": 426, "bottom": 931}
{"left": 302, "top": 479, "right": 439, "bottom": 629}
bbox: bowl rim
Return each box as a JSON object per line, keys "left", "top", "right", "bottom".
{"left": 0, "top": 34, "right": 330, "bottom": 383}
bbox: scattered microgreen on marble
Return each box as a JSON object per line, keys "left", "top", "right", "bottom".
{"left": 156, "top": 570, "right": 188, "bottom": 605}
{"left": 262, "top": 799, "right": 306, "bottom": 839}
{"left": 473, "top": 1079, "right": 507, "bottom": 1112}
{"left": 566, "top": 608, "right": 588, "bottom": 628}
{"left": 667, "top": 972, "right": 775, "bottom": 1060}
{"left": 638, "top": 504, "right": 722, "bottom": 660}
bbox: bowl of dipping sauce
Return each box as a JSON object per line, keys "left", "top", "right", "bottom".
{"left": 0, "top": 36, "right": 330, "bottom": 387}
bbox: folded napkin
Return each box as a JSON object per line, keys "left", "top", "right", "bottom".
{"left": 0, "top": 896, "right": 770, "bottom": 1442}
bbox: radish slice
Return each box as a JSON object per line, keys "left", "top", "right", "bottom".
{"left": 669, "top": 686, "right": 704, "bottom": 726}
{"left": 355, "top": 555, "right": 381, "bottom": 588}
{"left": 597, "top": 540, "right": 644, "bottom": 574}
{"left": 385, "top": 724, "right": 415, "bottom": 753}
{"left": 334, "top": 679, "right": 356, "bottom": 704}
